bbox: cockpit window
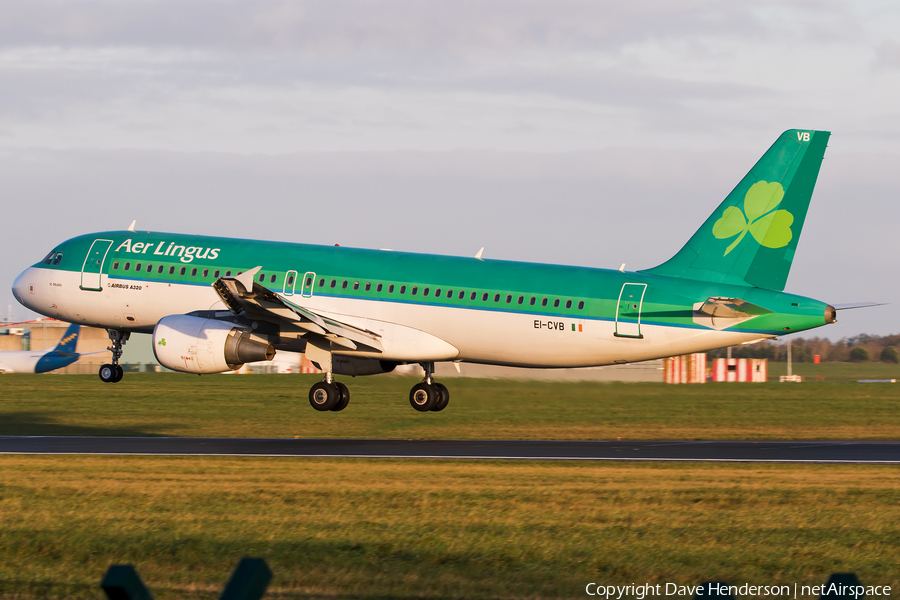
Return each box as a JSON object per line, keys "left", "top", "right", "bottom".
{"left": 51, "top": 253, "right": 63, "bottom": 266}
{"left": 42, "top": 251, "right": 63, "bottom": 266}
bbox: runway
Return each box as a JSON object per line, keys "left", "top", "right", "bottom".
{"left": 0, "top": 436, "right": 898, "bottom": 463}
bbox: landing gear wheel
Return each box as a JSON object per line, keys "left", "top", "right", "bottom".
{"left": 331, "top": 382, "right": 350, "bottom": 412}
{"left": 432, "top": 383, "right": 450, "bottom": 412}
{"left": 112, "top": 365, "right": 124, "bottom": 383}
{"left": 99, "top": 364, "right": 116, "bottom": 383}
{"left": 409, "top": 382, "right": 438, "bottom": 412}
{"left": 309, "top": 381, "right": 339, "bottom": 411}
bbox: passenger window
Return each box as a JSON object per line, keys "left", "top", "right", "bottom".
{"left": 578, "top": 301, "right": 584, "bottom": 310}
{"left": 423, "top": 288, "right": 429, "bottom": 296}
{"left": 203, "top": 269, "right": 209, "bottom": 278}
{"left": 518, "top": 296, "right": 524, "bottom": 305}
{"left": 376, "top": 283, "right": 382, "bottom": 292}
{"left": 342, "top": 280, "right": 348, "bottom": 289}
{"left": 566, "top": 300, "right": 572, "bottom": 309}
{"left": 412, "top": 287, "right": 418, "bottom": 295}
{"left": 113, "top": 261, "right": 119, "bottom": 270}
{"left": 553, "top": 299, "right": 560, "bottom": 308}
{"left": 158, "top": 265, "right": 164, "bottom": 274}
{"left": 506, "top": 294, "right": 512, "bottom": 303}
{"left": 270, "top": 274, "right": 276, "bottom": 284}
{"left": 330, "top": 280, "right": 336, "bottom": 288}
{"left": 447, "top": 290, "right": 453, "bottom": 298}
{"left": 135, "top": 263, "right": 142, "bottom": 271}
{"left": 482, "top": 293, "right": 488, "bottom": 301}
{"left": 530, "top": 297, "right": 536, "bottom": 306}
{"left": 434, "top": 288, "right": 440, "bottom": 297}
{"left": 471, "top": 292, "right": 476, "bottom": 300}
{"left": 541, "top": 298, "right": 548, "bottom": 307}
{"left": 225, "top": 270, "right": 231, "bottom": 276}
{"left": 192, "top": 268, "right": 198, "bottom": 277}
{"left": 353, "top": 282, "right": 360, "bottom": 290}
{"left": 124, "top": 262, "right": 130, "bottom": 271}
{"left": 258, "top": 273, "right": 265, "bottom": 282}
{"left": 319, "top": 278, "right": 325, "bottom": 287}
{"left": 388, "top": 284, "right": 394, "bottom": 293}
{"left": 400, "top": 285, "right": 406, "bottom": 294}
{"left": 287, "top": 275, "right": 294, "bottom": 285}
{"left": 458, "top": 291, "right": 464, "bottom": 299}
{"left": 214, "top": 269, "right": 219, "bottom": 278}
{"left": 169, "top": 266, "right": 175, "bottom": 275}
{"left": 180, "top": 267, "right": 186, "bottom": 276}
{"left": 494, "top": 294, "right": 500, "bottom": 302}
{"left": 305, "top": 277, "right": 312, "bottom": 287}
{"left": 52, "top": 253, "right": 63, "bottom": 266}
{"left": 365, "top": 283, "right": 371, "bottom": 291}
{"left": 146, "top": 264, "right": 152, "bottom": 273}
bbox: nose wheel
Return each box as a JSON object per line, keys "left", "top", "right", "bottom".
{"left": 99, "top": 329, "right": 129, "bottom": 383}
{"left": 409, "top": 363, "right": 450, "bottom": 412}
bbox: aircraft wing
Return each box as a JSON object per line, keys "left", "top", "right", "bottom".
{"left": 212, "top": 267, "right": 383, "bottom": 352}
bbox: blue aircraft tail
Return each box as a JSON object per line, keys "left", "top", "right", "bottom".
{"left": 53, "top": 324, "right": 81, "bottom": 354}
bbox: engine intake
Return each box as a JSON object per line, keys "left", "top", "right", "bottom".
{"left": 153, "top": 315, "right": 275, "bottom": 374}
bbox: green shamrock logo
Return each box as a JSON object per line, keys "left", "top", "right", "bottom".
{"left": 157, "top": 338, "right": 166, "bottom": 347}
{"left": 712, "top": 180, "right": 794, "bottom": 256}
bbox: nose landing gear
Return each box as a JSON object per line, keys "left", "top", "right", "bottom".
{"left": 409, "top": 362, "right": 450, "bottom": 412}
{"left": 99, "top": 329, "right": 129, "bottom": 383}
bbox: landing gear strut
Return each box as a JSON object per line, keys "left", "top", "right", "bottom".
{"left": 308, "top": 371, "right": 350, "bottom": 412}
{"left": 99, "top": 329, "right": 129, "bottom": 383}
{"left": 409, "top": 362, "right": 450, "bottom": 412}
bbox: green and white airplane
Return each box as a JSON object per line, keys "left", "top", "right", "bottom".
{"left": 12, "top": 130, "right": 854, "bottom": 411}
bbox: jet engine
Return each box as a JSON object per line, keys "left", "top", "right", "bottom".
{"left": 331, "top": 355, "right": 398, "bottom": 376}
{"left": 153, "top": 315, "right": 275, "bottom": 374}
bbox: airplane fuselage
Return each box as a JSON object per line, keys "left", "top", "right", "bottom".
{"left": 13, "top": 231, "right": 832, "bottom": 369}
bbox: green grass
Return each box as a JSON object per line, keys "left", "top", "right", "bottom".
{"left": 0, "top": 456, "right": 897, "bottom": 599}
{"left": 766, "top": 361, "right": 900, "bottom": 381}
{"left": 1, "top": 372, "right": 899, "bottom": 440}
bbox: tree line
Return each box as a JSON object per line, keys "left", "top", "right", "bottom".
{"left": 708, "top": 333, "right": 900, "bottom": 363}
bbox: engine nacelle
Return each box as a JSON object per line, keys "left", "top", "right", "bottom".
{"left": 153, "top": 315, "right": 275, "bottom": 374}
{"left": 331, "top": 355, "right": 398, "bottom": 376}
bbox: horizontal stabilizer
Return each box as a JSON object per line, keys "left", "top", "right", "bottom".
{"left": 693, "top": 297, "right": 772, "bottom": 330}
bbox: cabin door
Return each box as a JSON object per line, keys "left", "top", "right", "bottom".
{"left": 614, "top": 283, "right": 647, "bottom": 339}
{"left": 80, "top": 239, "right": 113, "bottom": 291}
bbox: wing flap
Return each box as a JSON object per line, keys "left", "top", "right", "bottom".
{"left": 212, "top": 269, "right": 383, "bottom": 352}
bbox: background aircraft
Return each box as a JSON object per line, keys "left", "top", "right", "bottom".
{"left": 0, "top": 323, "right": 108, "bottom": 375}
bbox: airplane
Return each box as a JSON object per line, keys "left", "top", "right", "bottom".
{"left": 0, "top": 323, "right": 103, "bottom": 374}
{"left": 11, "top": 129, "right": 869, "bottom": 411}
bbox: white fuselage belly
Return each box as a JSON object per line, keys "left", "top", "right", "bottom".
{"left": 26, "top": 268, "right": 757, "bottom": 368}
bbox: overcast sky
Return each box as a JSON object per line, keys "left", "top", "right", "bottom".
{"left": 2, "top": 0, "right": 898, "bottom": 345}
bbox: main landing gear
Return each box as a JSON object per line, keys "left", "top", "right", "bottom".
{"left": 408, "top": 362, "right": 449, "bottom": 412}
{"left": 305, "top": 361, "right": 450, "bottom": 413}
{"left": 308, "top": 373, "right": 351, "bottom": 412}
{"left": 99, "top": 329, "right": 130, "bottom": 383}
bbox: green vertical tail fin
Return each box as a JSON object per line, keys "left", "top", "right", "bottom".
{"left": 640, "top": 129, "right": 830, "bottom": 291}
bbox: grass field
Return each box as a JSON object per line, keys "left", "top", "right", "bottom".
{"left": 1, "top": 371, "right": 898, "bottom": 440}
{"left": 0, "top": 456, "right": 898, "bottom": 599}
{"left": 1, "top": 370, "right": 898, "bottom": 599}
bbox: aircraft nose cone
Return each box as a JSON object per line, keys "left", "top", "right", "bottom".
{"left": 11, "top": 267, "right": 35, "bottom": 310}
